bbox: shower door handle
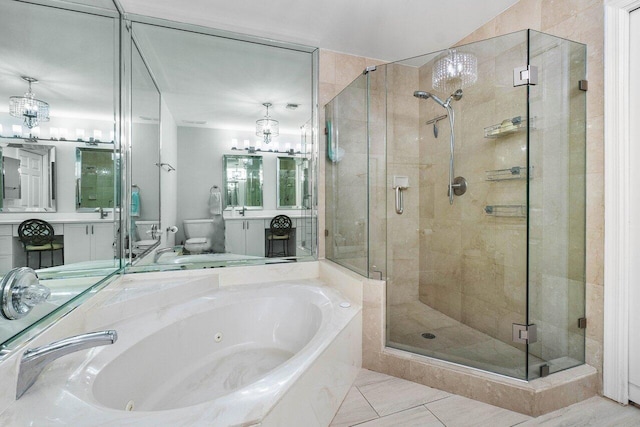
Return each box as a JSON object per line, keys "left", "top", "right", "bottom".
{"left": 394, "top": 186, "right": 404, "bottom": 215}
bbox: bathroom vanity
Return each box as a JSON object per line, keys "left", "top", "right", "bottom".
{"left": 0, "top": 218, "right": 115, "bottom": 274}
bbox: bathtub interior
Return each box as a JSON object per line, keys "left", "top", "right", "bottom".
{"left": 92, "top": 295, "right": 323, "bottom": 411}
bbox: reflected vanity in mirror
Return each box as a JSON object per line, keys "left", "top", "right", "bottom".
{"left": 223, "top": 155, "right": 263, "bottom": 209}
{"left": 277, "top": 156, "right": 310, "bottom": 209}
{"left": 0, "top": 142, "right": 56, "bottom": 212}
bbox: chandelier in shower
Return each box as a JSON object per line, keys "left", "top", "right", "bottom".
{"left": 9, "top": 76, "right": 50, "bottom": 129}
{"left": 432, "top": 49, "right": 478, "bottom": 93}
{"left": 256, "top": 102, "right": 279, "bottom": 144}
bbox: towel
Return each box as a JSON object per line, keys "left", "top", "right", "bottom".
{"left": 208, "top": 186, "right": 222, "bottom": 216}
{"left": 131, "top": 189, "right": 140, "bottom": 217}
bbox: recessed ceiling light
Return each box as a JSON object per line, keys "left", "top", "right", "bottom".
{"left": 182, "top": 120, "right": 207, "bottom": 125}
{"left": 286, "top": 103, "right": 299, "bottom": 110}
{"left": 139, "top": 116, "right": 158, "bottom": 121}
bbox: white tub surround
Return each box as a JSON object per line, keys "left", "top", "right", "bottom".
{"left": 0, "top": 261, "right": 363, "bottom": 426}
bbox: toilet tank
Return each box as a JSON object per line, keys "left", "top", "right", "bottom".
{"left": 183, "top": 219, "right": 215, "bottom": 238}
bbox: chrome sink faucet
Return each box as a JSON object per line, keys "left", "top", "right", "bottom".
{"left": 95, "top": 207, "right": 108, "bottom": 219}
{"left": 16, "top": 330, "right": 117, "bottom": 399}
{"left": 239, "top": 206, "right": 246, "bottom": 216}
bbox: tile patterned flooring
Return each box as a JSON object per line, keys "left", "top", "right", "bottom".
{"left": 330, "top": 369, "right": 640, "bottom": 426}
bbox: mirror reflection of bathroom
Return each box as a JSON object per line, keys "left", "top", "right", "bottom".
{"left": 129, "top": 38, "right": 161, "bottom": 262}
{"left": 0, "top": 0, "right": 121, "bottom": 348}
{"left": 128, "top": 20, "right": 317, "bottom": 267}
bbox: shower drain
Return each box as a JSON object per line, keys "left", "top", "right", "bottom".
{"left": 421, "top": 332, "right": 436, "bottom": 339}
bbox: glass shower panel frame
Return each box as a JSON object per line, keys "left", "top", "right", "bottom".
{"left": 526, "top": 30, "right": 587, "bottom": 379}
{"left": 325, "top": 74, "right": 370, "bottom": 277}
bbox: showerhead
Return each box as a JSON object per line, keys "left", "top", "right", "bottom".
{"left": 413, "top": 90, "right": 446, "bottom": 108}
{"left": 451, "top": 89, "right": 463, "bottom": 101}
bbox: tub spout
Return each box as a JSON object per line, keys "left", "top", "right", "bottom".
{"left": 17, "top": 330, "right": 117, "bottom": 399}
{"left": 154, "top": 247, "right": 176, "bottom": 263}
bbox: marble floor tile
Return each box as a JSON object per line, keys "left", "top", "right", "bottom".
{"left": 518, "top": 396, "right": 640, "bottom": 427}
{"left": 357, "top": 372, "right": 450, "bottom": 416}
{"left": 425, "top": 394, "right": 532, "bottom": 427}
{"left": 329, "top": 387, "right": 378, "bottom": 427}
{"left": 353, "top": 368, "right": 397, "bottom": 388}
{"left": 331, "top": 370, "right": 640, "bottom": 427}
{"left": 357, "top": 405, "right": 444, "bottom": 427}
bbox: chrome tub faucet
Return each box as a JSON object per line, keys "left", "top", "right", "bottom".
{"left": 17, "top": 330, "right": 118, "bottom": 399}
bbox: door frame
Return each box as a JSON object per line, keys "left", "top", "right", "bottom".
{"left": 603, "top": 0, "right": 640, "bottom": 404}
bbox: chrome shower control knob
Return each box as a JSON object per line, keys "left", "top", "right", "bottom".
{"left": 0, "top": 267, "right": 50, "bottom": 320}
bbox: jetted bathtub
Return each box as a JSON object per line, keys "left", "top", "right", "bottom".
{"left": 2, "top": 278, "right": 362, "bottom": 426}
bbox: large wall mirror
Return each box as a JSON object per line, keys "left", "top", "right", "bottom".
{"left": 0, "top": 0, "right": 121, "bottom": 349}
{"left": 1, "top": 143, "right": 56, "bottom": 211}
{"left": 223, "top": 155, "right": 263, "bottom": 209}
{"left": 277, "top": 156, "right": 310, "bottom": 209}
{"left": 126, "top": 19, "right": 318, "bottom": 270}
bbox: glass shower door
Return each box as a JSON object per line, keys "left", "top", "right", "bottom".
{"left": 527, "top": 31, "right": 587, "bottom": 379}
{"left": 385, "top": 31, "right": 531, "bottom": 379}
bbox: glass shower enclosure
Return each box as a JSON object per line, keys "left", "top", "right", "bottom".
{"left": 325, "top": 30, "right": 586, "bottom": 381}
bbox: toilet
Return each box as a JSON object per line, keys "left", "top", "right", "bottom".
{"left": 133, "top": 220, "right": 160, "bottom": 255}
{"left": 183, "top": 219, "right": 215, "bottom": 253}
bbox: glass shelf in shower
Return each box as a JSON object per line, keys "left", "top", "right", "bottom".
{"left": 484, "top": 204, "right": 526, "bottom": 218}
{"left": 484, "top": 116, "right": 532, "bottom": 139}
{"left": 485, "top": 166, "right": 529, "bottom": 181}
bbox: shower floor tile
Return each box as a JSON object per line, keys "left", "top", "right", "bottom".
{"left": 387, "top": 301, "right": 544, "bottom": 379}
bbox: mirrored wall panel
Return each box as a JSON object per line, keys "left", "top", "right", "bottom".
{"left": 126, "top": 20, "right": 317, "bottom": 270}
{"left": 0, "top": 0, "right": 120, "bottom": 348}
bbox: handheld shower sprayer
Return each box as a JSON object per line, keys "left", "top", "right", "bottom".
{"left": 413, "top": 88, "right": 467, "bottom": 205}
{"left": 412, "top": 89, "right": 463, "bottom": 107}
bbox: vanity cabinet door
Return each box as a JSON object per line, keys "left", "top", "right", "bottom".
{"left": 0, "top": 225, "right": 13, "bottom": 274}
{"left": 64, "top": 223, "right": 113, "bottom": 264}
{"left": 91, "top": 223, "right": 114, "bottom": 260}
{"left": 244, "top": 219, "right": 265, "bottom": 257}
{"left": 64, "top": 224, "right": 93, "bottom": 264}
{"left": 225, "top": 220, "right": 245, "bottom": 255}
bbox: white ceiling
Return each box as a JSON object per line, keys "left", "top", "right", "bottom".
{"left": 119, "top": 0, "right": 519, "bottom": 62}
{"left": 0, "top": 0, "right": 520, "bottom": 136}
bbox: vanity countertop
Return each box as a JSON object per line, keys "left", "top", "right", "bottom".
{"left": 0, "top": 217, "right": 116, "bottom": 225}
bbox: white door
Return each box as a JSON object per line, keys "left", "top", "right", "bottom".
{"left": 18, "top": 150, "right": 43, "bottom": 208}
{"left": 629, "top": 6, "right": 640, "bottom": 405}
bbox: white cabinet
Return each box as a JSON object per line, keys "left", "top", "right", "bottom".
{"left": 64, "top": 223, "right": 114, "bottom": 264}
{"left": 0, "top": 225, "right": 13, "bottom": 274}
{"left": 225, "top": 219, "right": 265, "bottom": 257}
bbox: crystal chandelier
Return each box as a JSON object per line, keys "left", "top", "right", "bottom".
{"left": 432, "top": 50, "right": 478, "bottom": 93}
{"left": 9, "top": 76, "right": 50, "bottom": 129}
{"left": 256, "top": 102, "right": 279, "bottom": 144}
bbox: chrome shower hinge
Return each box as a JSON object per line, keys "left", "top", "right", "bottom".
{"left": 513, "top": 65, "right": 538, "bottom": 86}
{"left": 579, "top": 80, "right": 588, "bottom": 91}
{"left": 512, "top": 323, "right": 538, "bottom": 344}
